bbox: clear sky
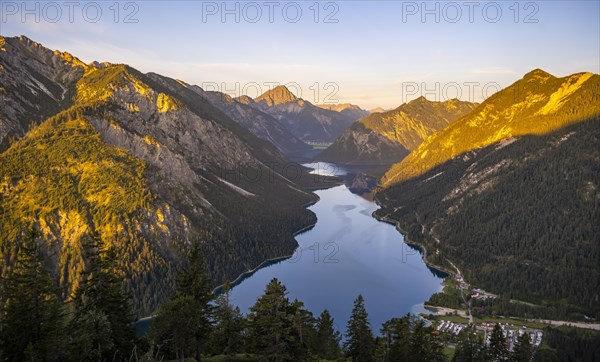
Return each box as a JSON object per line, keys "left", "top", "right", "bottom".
{"left": 2, "top": 0, "right": 599, "bottom": 109}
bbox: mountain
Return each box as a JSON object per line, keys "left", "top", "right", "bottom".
{"left": 0, "top": 36, "right": 326, "bottom": 315}
{"left": 369, "top": 107, "right": 387, "bottom": 113}
{"left": 179, "top": 85, "right": 311, "bottom": 156}
{"left": 382, "top": 69, "right": 600, "bottom": 186}
{"left": 374, "top": 69, "right": 600, "bottom": 318}
{"left": 318, "top": 97, "right": 477, "bottom": 164}
{"left": 0, "top": 36, "right": 86, "bottom": 151}
{"left": 317, "top": 103, "right": 369, "bottom": 121}
{"left": 252, "top": 86, "right": 357, "bottom": 143}
{"left": 375, "top": 117, "right": 600, "bottom": 318}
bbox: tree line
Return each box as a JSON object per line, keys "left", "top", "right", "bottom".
{"left": 1, "top": 229, "right": 546, "bottom": 361}
{"left": 376, "top": 118, "right": 600, "bottom": 320}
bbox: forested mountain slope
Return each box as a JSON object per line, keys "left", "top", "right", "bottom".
{"left": 0, "top": 36, "right": 322, "bottom": 315}
{"left": 375, "top": 118, "right": 600, "bottom": 318}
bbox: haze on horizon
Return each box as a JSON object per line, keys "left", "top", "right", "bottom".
{"left": 1, "top": 0, "right": 598, "bottom": 109}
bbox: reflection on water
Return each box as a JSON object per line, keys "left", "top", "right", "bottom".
{"left": 228, "top": 163, "right": 445, "bottom": 335}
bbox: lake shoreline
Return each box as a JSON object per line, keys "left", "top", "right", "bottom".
{"left": 210, "top": 182, "right": 329, "bottom": 296}
{"left": 372, "top": 212, "right": 453, "bottom": 278}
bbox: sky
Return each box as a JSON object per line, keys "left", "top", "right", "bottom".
{"left": 1, "top": 0, "right": 599, "bottom": 109}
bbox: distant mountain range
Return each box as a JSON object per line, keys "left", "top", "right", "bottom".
{"left": 0, "top": 36, "right": 324, "bottom": 315}
{"left": 198, "top": 88, "right": 311, "bottom": 156}
{"left": 375, "top": 69, "right": 600, "bottom": 318}
{"left": 382, "top": 69, "right": 600, "bottom": 186}
{"left": 249, "top": 85, "right": 358, "bottom": 143}
{"left": 3, "top": 34, "right": 599, "bottom": 322}
{"left": 316, "top": 103, "right": 370, "bottom": 121}
{"left": 369, "top": 107, "right": 387, "bottom": 114}
{"left": 318, "top": 97, "right": 477, "bottom": 164}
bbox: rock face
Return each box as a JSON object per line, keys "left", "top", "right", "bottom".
{"left": 198, "top": 88, "right": 311, "bottom": 156}
{"left": 319, "top": 97, "right": 477, "bottom": 165}
{"left": 344, "top": 172, "right": 378, "bottom": 194}
{"left": 0, "top": 36, "right": 319, "bottom": 315}
{"left": 251, "top": 86, "right": 357, "bottom": 143}
{"left": 0, "top": 36, "right": 86, "bottom": 150}
{"left": 382, "top": 69, "right": 600, "bottom": 186}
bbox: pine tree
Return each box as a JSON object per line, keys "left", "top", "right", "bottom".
{"left": 344, "top": 294, "right": 375, "bottom": 362}
{"left": 412, "top": 319, "right": 445, "bottom": 362}
{"left": 175, "top": 241, "right": 214, "bottom": 361}
{"left": 150, "top": 295, "right": 202, "bottom": 362}
{"left": 288, "top": 299, "right": 316, "bottom": 360}
{"left": 511, "top": 331, "right": 533, "bottom": 362}
{"left": 70, "top": 233, "right": 136, "bottom": 361}
{"left": 489, "top": 324, "right": 508, "bottom": 361}
{"left": 452, "top": 326, "right": 488, "bottom": 362}
{"left": 380, "top": 316, "right": 411, "bottom": 362}
{"left": 380, "top": 315, "right": 444, "bottom": 362}
{"left": 0, "top": 228, "right": 67, "bottom": 362}
{"left": 151, "top": 240, "right": 214, "bottom": 362}
{"left": 209, "top": 281, "right": 245, "bottom": 356}
{"left": 248, "top": 278, "right": 295, "bottom": 361}
{"left": 68, "top": 309, "right": 114, "bottom": 362}
{"left": 315, "top": 309, "right": 342, "bottom": 360}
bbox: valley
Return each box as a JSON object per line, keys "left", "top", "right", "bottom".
{"left": 1, "top": 22, "right": 599, "bottom": 361}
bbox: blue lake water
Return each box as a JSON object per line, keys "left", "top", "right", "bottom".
{"left": 226, "top": 162, "right": 445, "bottom": 335}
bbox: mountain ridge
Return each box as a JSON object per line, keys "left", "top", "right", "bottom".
{"left": 251, "top": 85, "right": 357, "bottom": 143}
{"left": 374, "top": 117, "right": 600, "bottom": 318}
{"left": 318, "top": 97, "right": 477, "bottom": 164}
{"left": 0, "top": 36, "right": 322, "bottom": 315}
{"left": 382, "top": 69, "right": 600, "bottom": 186}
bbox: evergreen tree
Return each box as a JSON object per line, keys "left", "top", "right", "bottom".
{"left": 0, "top": 228, "right": 67, "bottom": 362}
{"left": 315, "top": 309, "right": 342, "bottom": 360}
{"left": 511, "top": 331, "right": 533, "bottom": 362}
{"left": 380, "top": 316, "right": 411, "bottom": 362}
{"left": 288, "top": 299, "right": 316, "bottom": 360}
{"left": 150, "top": 295, "right": 202, "bottom": 362}
{"left": 452, "top": 326, "right": 488, "bottom": 362}
{"left": 489, "top": 324, "right": 508, "bottom": 361}
{"left": 152, "top": 241, "right": 214, "bottom": 361}
{"left": 247, "top": 278, "right": 295, "bottom": 361}
{"left": 411, "top": 319, "right": 445, "bottom": 362}
{"left": 208, "top": 281, "right": 245, "bottom": 356}
{"left": 344, "top": 294, "right": 375, "bottom": 362}
{"left": 380, "top": 315, "right": 444, "bottom": 362}
{"left": 71, "top": 233, "right": 136, "bottom": 361}
{"left": 68, "top": 309, "right": 114, "bottom": 362}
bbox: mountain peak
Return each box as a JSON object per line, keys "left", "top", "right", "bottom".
{"left": 523, "top": 68, "right": 554, "bottom": 81}
{"left": 410, "top": 96, "right": 429, "bottom": 104}
{"left": 235, "top": 95, "right": 255, "bottom": 105}
{"left": 369, "top": 107, "right": 386, "bottom": 114}
{"left": 255, "top": 85, "right": 299, "bottom": 106}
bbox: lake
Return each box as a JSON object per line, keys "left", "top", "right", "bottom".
{"left": 226, "top": 162, "right": 446, "bottom": 335}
